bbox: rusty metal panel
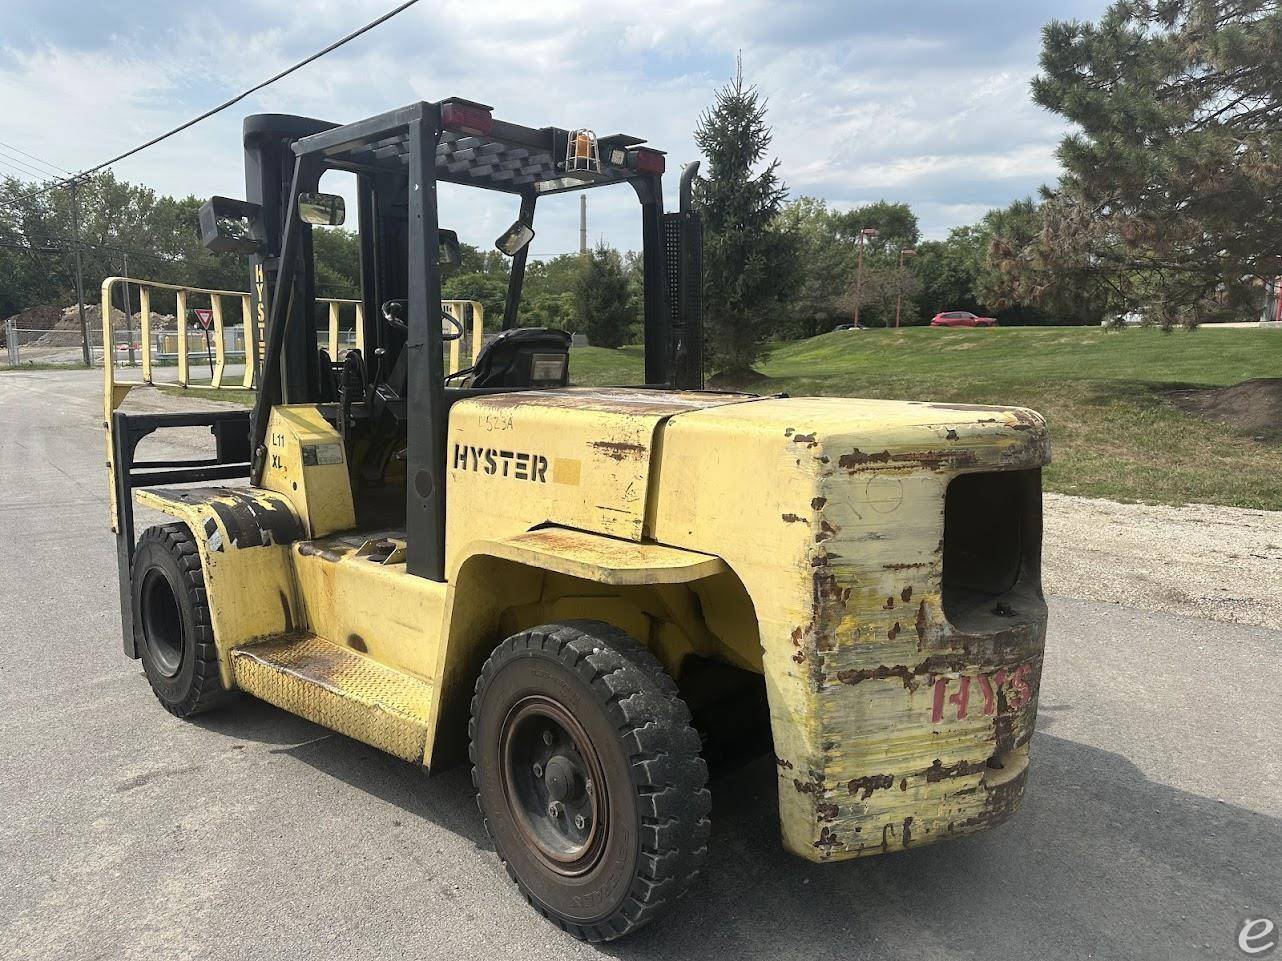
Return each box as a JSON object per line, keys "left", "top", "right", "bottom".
{"left": 258, "top": 405, "right": 356, "bottom": 538}
{"left": 649, "top": 396, "right": 1051, "bottom": 862}
{"left": 448, "top": 526, "right": 728, "bottom": 584}
{"left": 288, "top": 534, "right": 448, "bottom": 685}
{"left": 232, "top": 634, "right": 435, "bottom": 763}
{"left": 443, "top": 388, "right": 757, "bottom": 562}
{"left": 134, "top": 486, "right": 303, "bottom": 687}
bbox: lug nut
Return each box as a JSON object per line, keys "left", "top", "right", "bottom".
{"left": 574, "top": 814, "right": 586, "bottom": 830}
{"left": 542, "top": 731, "right": 554, "bottom": 746}
{"left": 547, "top": 801, "right": 563, "bottom": 818}
{"left": 532, "top": 763, "right": 543, "bottom": 777}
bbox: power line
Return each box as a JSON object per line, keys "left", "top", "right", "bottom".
{"left": 0, "top": 152, "right": 57, "bottom": 182}
{"left": 69, "top": 0, "right": 422, "bottom": 181}
{"left": 0, "top": 145, "right": 66, "bottom": 179}
{"left": 0, "top": 139, "right": 73, "bottom": 175}
{"left": 0, "top": 0, "right": 423, "bottom": 214}
{"left": 0, "top": 160, "right": 38, "bottom": 182}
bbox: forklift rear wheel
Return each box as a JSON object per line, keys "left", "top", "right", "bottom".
{"left": 470, "top": 620, "right": 710, "bottom": 942}
{"left": 131, "top": 523, "right": 231, "bottom": 718}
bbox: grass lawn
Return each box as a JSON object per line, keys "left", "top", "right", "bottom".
{"left": 0, "top": 361, "right": 88, "bottom": 371}
{"left": 159, "top": 327, "right": 1282, "bottom": 510}
{"left": 570, "top": 328, "right": 1282, "bottom": 511}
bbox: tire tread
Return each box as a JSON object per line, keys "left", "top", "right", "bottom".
{"left": 468, "top": 619, "right": 709, "bottom": 942}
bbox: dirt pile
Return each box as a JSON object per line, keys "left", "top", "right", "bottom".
{"left": 22, "top": 305, "right": 129, "bottom": 349}
{"left": 1169, "top": 378, "right": 1282, "bottom": 442}
{"left": 0, "top": 305, "right": 62, "bottom": 346}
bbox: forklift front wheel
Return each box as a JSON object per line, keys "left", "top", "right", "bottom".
{"left": 130, "top": 523, "right": 231, "bottom": 718}
{"left": 469, "top": 621, "right": 710, "bottom": 942}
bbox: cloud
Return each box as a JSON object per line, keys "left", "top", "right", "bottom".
{"left": 0, "top": 0, "right": 1109, "bottom": 255}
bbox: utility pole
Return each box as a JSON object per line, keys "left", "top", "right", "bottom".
{"left": 579, "top": 194, "right": 588, "bottom": 257}
{"left": 895, "top": 247, "right": 916, "bottom": 328}
{"left": 852, "top": 227, "right": 878, "bottom": 328}
{"left": 69, "top": 178, "right": 91, "bottom": 367}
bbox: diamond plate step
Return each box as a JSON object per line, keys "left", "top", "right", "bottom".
{"left": 231, "top": 634, "right": 434, "bottom": 764}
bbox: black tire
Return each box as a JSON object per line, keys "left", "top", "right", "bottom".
{"left": 130, "top": 523, "right": 231, "bottom": 717}
{"left": 469, "top": 620, "right": 710, "bottom": 942}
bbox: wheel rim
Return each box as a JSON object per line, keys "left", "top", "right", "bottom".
{"left": 499, "top": 695, "right": 609, "bottom": 876}
{"left": 140, "top": 568, "right": 184, "bottom": 678}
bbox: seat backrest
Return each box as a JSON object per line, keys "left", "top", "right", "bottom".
{"left": 468, "top": 328, "right": 571, "bottom": 389}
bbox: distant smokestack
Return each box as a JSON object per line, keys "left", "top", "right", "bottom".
{"left": 579, "top": 194, "right": 587, "bottom": 257}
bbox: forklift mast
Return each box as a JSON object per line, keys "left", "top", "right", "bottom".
{"left": 197, "top": 98, "right": 705, "bottom": 582}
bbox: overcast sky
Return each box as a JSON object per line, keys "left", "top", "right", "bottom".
{"left": 0, "top": 0, "right": 1110, "bottom": 260}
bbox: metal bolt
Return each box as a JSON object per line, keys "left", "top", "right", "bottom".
{"left": 574, "top": 814, "right": 586, "bottom": 830}
{"left": 542, "top": 731, "right": 554, "bottom": 746}
{"left": 532, "top": 763, "right": 543, "bottom": 777}
{"left": 548, "top": 801, "right": 563, "bottom": 818}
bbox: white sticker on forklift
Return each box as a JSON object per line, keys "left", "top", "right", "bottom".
{"left": 302, "top": 443, "right": 344, "bottom": 466}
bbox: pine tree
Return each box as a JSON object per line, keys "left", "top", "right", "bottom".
{"left": 574, "top": 241, "right": 635, "bottom": 348}
{"left": 996, "top": 0, "right": 1282, "bottom": 327}
{"left": 694, "top": 60, "right": 798, "bottom": 373}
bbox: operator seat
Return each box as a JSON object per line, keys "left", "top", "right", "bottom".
{"left": 466, "top": 328, "right": 571, "bottom": 389}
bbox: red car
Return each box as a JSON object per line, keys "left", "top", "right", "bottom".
{"left": 930, "top": 310, "right": 998, "bottom": 328}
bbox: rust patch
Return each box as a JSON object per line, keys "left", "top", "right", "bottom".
{"left": 882, "top": 596, "right": 895, "bottom": 610}
{"left": 924, "top": 758, "right": 987, "bottom": 782}
{"left": 945, "top": 428, "right": 959, "bottom": 441}
{"left": 588, "top": 439, "right": 647, "bottom": 461}
{"left": 888, "top": 621, "right": 901, "bottom": 641}
{"left": 847, "top": 774, "right": 894, "bottom": 799}
{"left": 902, "top": 816, "right": 914, "bottom": 847}
{"left": 792, "top": 777, "right": 822, "bottom": 795}
{"left": 792, "top": 432, "right": 818, "bottom": 448}
{"left": 838, "top": 447, "right": 978, "bottom": 473}
{"left": 815, "top": 519, "right": 839, "bottom": 543}
{"left": 775, "top": 756, "right": 794, "bottom": 770}
{"left": 790, "top": 626, "right": 804, "bottom": 646}
{"left": 953, "top": 771, "right": 1027, "bottom": 833}
{"left": 781, "top": 512, "right": 809, "bottom": 525}
{"left": 811, "top": 496, "right": 827, "bottom": 510}
{"left": 835, "top": 664, "right": 916, "bottom": 689}
{"left": 901, "top": 586, "right": 913, "bottom": 602}
{"left": 924, "top": 402, "right": 1005, "bottom": 412}
{"left": 884, "top": 561, "right": 928, "bottom": 571}
{"left": 816, "top": 801, "right": 840, "bottom": 822}
{"left": 297, "top": 542, "right": 345, "bottom": 563}
{"left": 915, "top": 599, "right": 928, "bottom": 642}
{"left": 814, "top": 826, "right": 839, "bottom": 851}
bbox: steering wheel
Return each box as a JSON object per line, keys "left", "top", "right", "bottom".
{"left": 380, "top": 299, "right": 464, "bottom": 342}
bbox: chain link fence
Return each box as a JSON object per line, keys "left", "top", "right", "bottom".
{"left": 2, "top": 315, "right": 253, "bottom": 369}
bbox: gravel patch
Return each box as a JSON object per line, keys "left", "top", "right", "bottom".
{"left": 1044, "top": 492, "right": 1282, "bottom": 630}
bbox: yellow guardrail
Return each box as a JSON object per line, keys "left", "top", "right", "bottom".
{"left": 444, "top": 299, "right": 486, "bottom": 375}
{"left": 102, "top": 274, "right": 485, "bottom": 415}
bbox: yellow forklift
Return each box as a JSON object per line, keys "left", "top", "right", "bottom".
{"left": 104, "top": 98, "right": 1050, "bottom": 941}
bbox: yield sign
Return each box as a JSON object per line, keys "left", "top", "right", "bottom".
{"left": 193, "top": 308, "right": 213, "bottom": 329}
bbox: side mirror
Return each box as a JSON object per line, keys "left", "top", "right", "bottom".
{"left": 298, "top": 192, "right": 345, "bottom": 227}
{"left": 438, "top": 229, "right": 462, "bottom": 267}
{"left": 198, "top": 196, "right": 263, "bottom": 255}
{"left": 495, "top": 219, "right": 535, "bottom": 257}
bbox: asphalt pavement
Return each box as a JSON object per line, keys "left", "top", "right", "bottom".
{"left": 1, "top": 368, "right": 1278, "bottom": 961}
